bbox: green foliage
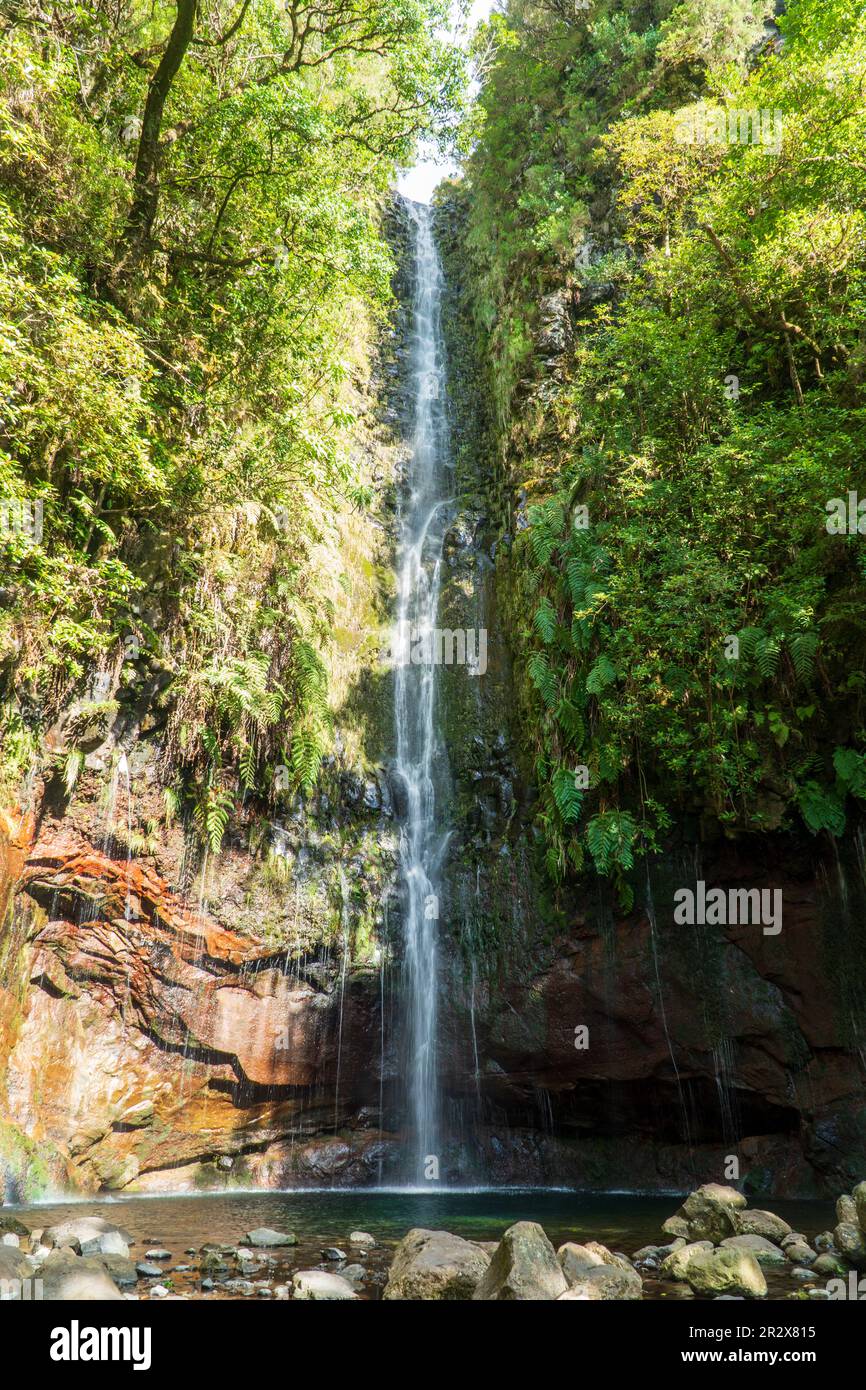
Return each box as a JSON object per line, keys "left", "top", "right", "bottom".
{"left": 551, "top": 766, "right": 583, "bottom": 825}
{"left": 462, "top": 0, "right": 866, "bottom": 887}
{"left": 0, "top": 1, "right": 464, "bottom": 846}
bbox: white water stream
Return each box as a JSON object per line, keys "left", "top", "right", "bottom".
{"left": 394, "top": 200, "right": 453, "bottom": 1181}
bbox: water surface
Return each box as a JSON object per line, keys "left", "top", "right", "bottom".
{"left": 8, "top": 1188, "right": 835, "bottom": 1300}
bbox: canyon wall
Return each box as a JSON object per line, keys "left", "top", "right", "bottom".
{"left": 1, "top": 200, "right": 864, "bottom": 1201}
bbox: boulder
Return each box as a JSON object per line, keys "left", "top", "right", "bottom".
{"left": 784, "top": 1242, "right": 817, "bottom": 1266}
{"left": 245, "top": 1228, "right": 296, "bottom": 1248}
{"left": 686, "top": 1203, "right": 737, "bottom": 1244}
{"left": 0, "top": 1216, "right": 30, "bottom": 1240}
{"left": 853, "top": 1182, "right": 866, "bottom": 1235}
{"left": 98, "top": 1255, "right": 138, "bottom": 1287}
{"left": 0, "top": 1245, "right": 33, "bottom": 1283}
{"left": 833, "top": 1222, "right": 866, "bottom": 1268}
{"left": 637, "top": 1237, "right": 686, "bottom": 1267}
{"left": 688, "top": 1184, "right": 747, "bottom": 1209}
{"left": 659, "top": 1241, "right": 714, "bottom": 1281}
{"left": 39, "top": 1251, "right": 125, "bottom": 1301}
{"left": 564, "top": 1264, "right": 643, "bottom": 1300}
{"left": 780, "top": 1232, "right": 807, "bottom": 1248}
{"left": 732, "top": 1209, "right": 791, "bottom": 1243}
{"left": 720, "top": 1235, "right": 786, "bottom": 1266}
{"left": 581, "top": 1240, "right": 633, "bottom": 1272}
{"left": 43, "top": 1217, "right": 130, "bottom": 1257}
{"left": 292, "top": 1270, "right": 358, "bottom": 1301}
{"left": 673, "top": 1186, "right": 743, "bottom": 1243}
{"left": 98, "top": 1230, "right": 130, "bottom": 1259}
{"left": 557, "top": 1242, "right": 605, "bottom": 1282}
{"left": 473, "top": 1223, "right": 567, "bottom": 1301}
{"left": 836, "top": 1195, "right": 857, "bottom": 1226}
{"left": 633, "top": 1244, "right": 662, "bottom": 1263}
{"left": 812, "top": 1253, "right": 848, "bottom": 1277}
{"left": 661, "top": 1215, "right": 690, "bottom": 1240}
{"left": 384, "top": 1229, "right": 490, "bottom": 1301}
{"left": 684, "top": 1248, "right": 767, "bottom": 1298}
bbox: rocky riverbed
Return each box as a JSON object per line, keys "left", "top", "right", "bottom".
{"left": 0, "top": 1182, "right": 861, "bottom": 1300}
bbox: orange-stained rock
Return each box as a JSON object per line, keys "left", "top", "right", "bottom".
{"left": 21, "top": 824, "right": 264, "bottom": 966}
{"left": 0, "top": 815, "right": 384, "bottom": 1193}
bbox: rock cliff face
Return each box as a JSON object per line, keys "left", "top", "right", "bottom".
{"left": 1, "top": 199, "right": 865, "bottom": 1201}
{"left": 0, "top": 812, "right": 390, "bottom": 1194}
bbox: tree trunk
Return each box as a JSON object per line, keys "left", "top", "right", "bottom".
{"left": 116, "top": 0, "right": 198, "bottom": 275}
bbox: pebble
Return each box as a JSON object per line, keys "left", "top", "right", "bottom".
{"left": 145, "top": 1248, "right": 171, "bottom": 1260}
{"left": 322, "top": 1247, "right": 347, "bottom": 1261}
{"left": 136, "top": 1262, "right": 164, "bottom": 1278}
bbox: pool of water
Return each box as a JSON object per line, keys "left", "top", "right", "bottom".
{"left": 6, "top": 1189, "right": 835, "bottom": 1300}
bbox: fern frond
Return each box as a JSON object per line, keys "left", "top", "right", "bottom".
{"left": 533, "top": 597, "right": 558, "bottom": 645}
{"left": 527, "top": 650, "right": 559, "bottom": 709}
{"left": 586, "top": 654, "right": 617, "bottom": 695}
{"left": 788, "top": 632, "right": 819, "bottom": 684}
{"left": 551, "top": 766, "right": 584, "bottom": 824}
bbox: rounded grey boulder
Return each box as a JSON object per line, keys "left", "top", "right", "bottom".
{"left": 473, "top": 1222, "right": 568, "bottom": 1301}
{"left": 384, "top": 1228, "right": 490, "bottom": 1300}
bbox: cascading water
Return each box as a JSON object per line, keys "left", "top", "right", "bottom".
{"left": 393, "top": 199, "right": 453, "bottom": 1183}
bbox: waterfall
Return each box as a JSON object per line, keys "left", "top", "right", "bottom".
{"left": 394, "top": 199, "right": 452, "bottom": 1183}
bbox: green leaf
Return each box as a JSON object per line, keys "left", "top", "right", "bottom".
{"left": 551, "top": 766, "right": 584, "bottom": 824}
{"left": 586, "top": 654, "right": 617, "bottom": 695}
